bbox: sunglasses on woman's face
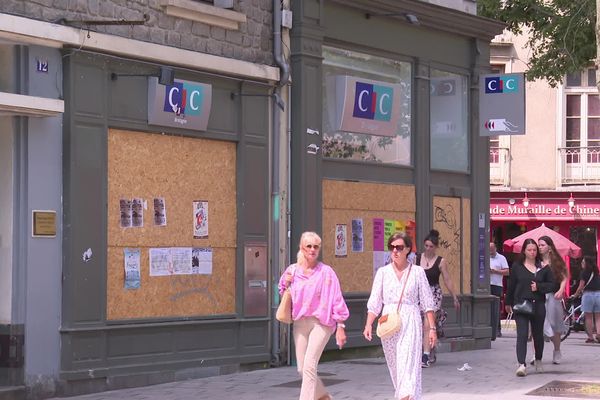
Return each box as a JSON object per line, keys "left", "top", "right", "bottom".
{"left": 305, "top": 244, "right": 320, "bottom": 250}
{"left": 388, "top": 244, "right": 405, "bottom": 252}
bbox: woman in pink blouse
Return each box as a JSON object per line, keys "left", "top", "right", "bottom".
{"left": 363, "top": 232, "right": 436, "bottom": 400}
{"left": 278, "top": 231, "right": 350, "bottom": 400}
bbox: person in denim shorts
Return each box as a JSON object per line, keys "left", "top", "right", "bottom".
{"left": 573, "top": 255, "right": 600, "bottom": 343}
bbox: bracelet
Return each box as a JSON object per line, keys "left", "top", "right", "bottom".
{"left": 337, "top": 323, "right": 346, "bottom": 329}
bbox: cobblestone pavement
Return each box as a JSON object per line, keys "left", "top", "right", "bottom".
{"left": 49, "top": 329, "right": 600, "bottom": 400}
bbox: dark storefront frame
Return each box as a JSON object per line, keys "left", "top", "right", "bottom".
{"left": 290, "top": 0, "right": 504, "bottom": 351}
{"left": 60, "top": 51, "right": 274, "bottom": 393}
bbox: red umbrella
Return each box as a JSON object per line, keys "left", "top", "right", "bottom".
{"left": 503, "top": 223, "right": 582, "bottom": 258}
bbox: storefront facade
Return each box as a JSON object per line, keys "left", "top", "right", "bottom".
{"left": 491, "top": 191, "right": 600, "bottom": 282}
{"left": 290, "top": 0, "right": 504, "bottom": 352}
{"left": 0, "top": 4, "right": 284, "bottom": 397}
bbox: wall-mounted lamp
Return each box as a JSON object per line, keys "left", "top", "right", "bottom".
{"left": 110, "top": 66, "right": 175, "bottom": 86}
{"left": 568, "top": 193, "right": 575, "bottom": 208}
{"left": 508, "top": 198, "right": 516, "bottom": 205}
{"left": 522, "top": 193, "right": 530, "bottom": 208}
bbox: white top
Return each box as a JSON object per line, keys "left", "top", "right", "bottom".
{"left": 490, "top": 253, "right": 509, "bottom": 287}
{"left": 367, "top": 263, "right": 435, "bottom": 316}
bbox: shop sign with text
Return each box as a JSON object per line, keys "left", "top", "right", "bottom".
{"left": 148, "top": 77, "right": 212, "bottom": 131}
{"left": 490, "top": 202, "right": 600, "bottom": 221}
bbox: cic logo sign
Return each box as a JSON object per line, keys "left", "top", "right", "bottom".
{"left": 485, "top": 75, "right": 520, "bottom": 94}
{"left": 352, "top": 82, "right": 393, "bottom": 121}
{"left": 163, "top": 81, "right": 205, "bottom": 116}
{"left": 148, "top": 77, "right": 212, "bottom": 131}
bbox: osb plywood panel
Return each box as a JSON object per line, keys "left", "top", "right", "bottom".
{"left": 322, "top": 180, "right": 416, "bottom": 293}
{"left": 432, "top": 196, "right": 462, "bottom": 295}
{"left": 107, "top": 129, "right": 236, "bottom": 320}
{"left": 462, "top": 198, "right": 471, "bottom": 294}
{"left": 107, "top": 247, "right": 235, "bottom": 319}
{"left": 323, "top": 180, "right": 415, "bottom": 212}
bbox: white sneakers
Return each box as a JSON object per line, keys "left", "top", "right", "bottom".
{"left": 516, "top": 364, "right": 527, "bottom": 377}
{"left": 552, "top": 350, "right": 562, "bottom": 364}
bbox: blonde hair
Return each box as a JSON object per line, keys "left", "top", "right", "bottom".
{"left": 296, "top": 231, "right": 322, "bottom": 266}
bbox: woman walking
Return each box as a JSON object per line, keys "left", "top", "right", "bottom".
{"left": 278, "top": 231, "right": 349, "bottom": 400}
{"left": 572, "top": 255, "right": 600, "bottom": 343}
{"left": 363, "top": 232, "right": 436, "bottom": 400}
{"left": 537, "top": 236, "right": 568, "bottom": 364}
{"left": 505, "top": 238, "right": 557, "bottom": 376}
{"left": 416, "top": 229, "right": 460, "bottom": 367}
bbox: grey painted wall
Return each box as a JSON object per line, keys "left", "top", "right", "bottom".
{"left": 23, "top": 46, "right": 63, "bottom": 391}
{"left": 0, "top": 117, "right": 14, "bottom": 324}
{"left": 0, "top": 1, "right": 274, "bottom": 65}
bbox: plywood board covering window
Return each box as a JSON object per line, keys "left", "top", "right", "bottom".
{"left": 432, "top": 196, "right": 470, "bottom": 295}
{"left": 322, "top": 180, "right": 416, "bottom": 293}
{"left": 107, "top": 129, "right": 237, "bottom": 320}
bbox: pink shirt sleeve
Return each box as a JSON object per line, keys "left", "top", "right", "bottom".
{"left": 278, "top": 264, "right": 295, "bottom": 295}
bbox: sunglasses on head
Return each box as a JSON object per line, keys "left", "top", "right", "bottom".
{"left": 305, "top": 244, "right": 320, "bottom": 250}
{"left": 388, "top": 244, "right": 405, "bottom": 252}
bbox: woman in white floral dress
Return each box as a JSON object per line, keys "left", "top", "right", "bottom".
{"left": 363, "top": 232, "right": 436, "bottom": 400}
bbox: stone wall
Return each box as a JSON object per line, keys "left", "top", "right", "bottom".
{"left": 0, "top": 0, "right": 274, "bottom": 65}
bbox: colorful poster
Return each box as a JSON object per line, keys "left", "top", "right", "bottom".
{"left": 351, "top": 218, "right": 364, "bottom": 252}
{"left": 193, "top": 200, "right": 209, "bottom": 239}
{"left": 132, "top": 198, "right": 144, "bottom": 227}
{"left": 149, "top": 248, "right": 172, "bottom": 276}
{"left": 405, "top": 220, "right": 417, "bottom": 252}
{"left": 373, "top": 218, "right": 385, "bottom": 251}
{"left": 335, "top": 224, "right": 347, "bottom": 257}
{"left": 384, "top": 219, "right": 395, "bottom": 245}
{"left": 153, "top": 197, "right": 167, "bottom": 226}
{"left": 192, "top": 247, "right": 213, "bottom": 274}
{"left": 124, "top": 248, "right": 141, "bottom": 289}
{"left": 172, "top": 247, "right": 192, "bottom": 275}
{"left": 119, "top": 198, "right": 132, "bottom": 228}
{"left": 395, "top": 220, "right": 405, "bottom": 234}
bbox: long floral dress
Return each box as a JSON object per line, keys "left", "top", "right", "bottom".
{"left": 367, "top": 263, "right": 435, "bottom": 400}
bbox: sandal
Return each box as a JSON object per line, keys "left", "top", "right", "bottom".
{"left": 585, "top": 338, "right": 595, "bottom": 343}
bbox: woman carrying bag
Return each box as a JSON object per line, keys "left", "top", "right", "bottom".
{"left": 363, "top": 232, "right": 436, "bottom": 400}
{"left": 277, "top": 231, "right": 349, "bottom": 400}
{"left": 505, "top": 238, "right": 557, "bottom": 377}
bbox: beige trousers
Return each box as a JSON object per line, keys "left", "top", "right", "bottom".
{"left": 293, "top": 317, "right": 333, "bottom": 400}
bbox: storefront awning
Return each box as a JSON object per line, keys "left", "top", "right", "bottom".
{"left": 0, "top": 91, "right": 64, "bottom": 117}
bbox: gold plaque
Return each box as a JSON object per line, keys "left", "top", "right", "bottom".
{"left": 32, "top": 210, "right": 57, "bottom": 237}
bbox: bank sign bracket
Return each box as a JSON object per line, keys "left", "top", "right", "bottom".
{"left": 479, "top": 73, "right": 525, "bottom": 136}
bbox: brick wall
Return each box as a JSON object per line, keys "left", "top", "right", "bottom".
{"left": 0, "top": 0, "right": 274, "bottom": 65}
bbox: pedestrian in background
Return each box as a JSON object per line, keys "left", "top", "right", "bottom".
{"left": 505, "top": 239, "right": 557, "bottom": 377}
{"left": 363, "top": 232, "right": 436, "bottom": 400}
{"left": 490, "top": 242, "right": 509, "bottom": 339}
{"left": 278, "top": 231, "right": 349, "bottom": 400}
{"left": 415, "top": 229, "right": 460, "bottom": 367}
{"left": 572, "top": 255, "right": 600, "bottom": 344}
{"left": 537, "top": 236, "right": 568, "bottom": 363}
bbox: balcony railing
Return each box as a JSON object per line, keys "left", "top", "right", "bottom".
{"left": 490, "top": 146, "right": 510, "bottom": 186}
{"left": 559, "top": 146, "right": 600, "bottom": 184}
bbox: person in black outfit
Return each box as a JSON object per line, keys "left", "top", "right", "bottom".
{"left": 505, "top": 238, "right": 558, "bottom": 377}
{"left": 572, "top": 255, "right": 600, "bottom": 343}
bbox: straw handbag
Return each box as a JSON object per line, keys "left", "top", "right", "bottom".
{"left": 276, "top": 267, "right": 296, "bottom": 324}
{"left": 376, "top": 265, "right": 411, "bottom": 339}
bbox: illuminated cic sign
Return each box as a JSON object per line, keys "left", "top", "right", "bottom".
{"left": 148, "top": 77, "right": 212, "bottom": 131}
{"left": 327, "top": 75, "right": 402, "bottom": 137}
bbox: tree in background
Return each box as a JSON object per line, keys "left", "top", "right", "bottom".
{"left": 478, "top": 0, "right": 596, "bottom": 87}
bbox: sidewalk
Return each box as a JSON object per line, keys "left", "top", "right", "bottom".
{"left": 48, "top": 330, "right": 599, "bottom": 400}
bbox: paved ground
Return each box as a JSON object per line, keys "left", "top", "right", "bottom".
{"left": 48, "top": 329, "right": 600, "bottom": 400}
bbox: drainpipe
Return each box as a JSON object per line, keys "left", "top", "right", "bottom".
{"left": 271, "top": 0, "right": 290, "bottom": 367}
